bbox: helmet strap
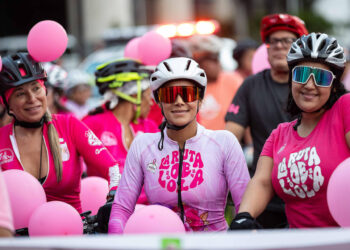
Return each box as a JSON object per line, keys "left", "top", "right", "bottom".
{"left": 110, "top": 79, "right": 142, "bottom": 124}
{"left": 14, "top": 116, "right": 45, "bottom": 128}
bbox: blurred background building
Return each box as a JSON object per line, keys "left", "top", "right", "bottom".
{"left": 0, "top": 0, "right": 349, "bottom": 69}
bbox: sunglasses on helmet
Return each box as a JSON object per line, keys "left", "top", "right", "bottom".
{"left": 158, "top": 86, "right": 200, "bottom": 103}
{"left": 292, "top": 66, "right": 336, "bottom": 87}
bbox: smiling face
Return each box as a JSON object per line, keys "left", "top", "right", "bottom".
{"left": 8, "top": 81, "right": 47, "bottom": 122}
{"left": 291, "top": 61, "right": 333, "bottom": 113}
{"left": 160, "top": 79, "right": 201, "bottom": 127}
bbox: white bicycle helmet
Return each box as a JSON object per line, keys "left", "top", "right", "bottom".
{"left": 287, "top": 33, "right": 346, "bottom": 70}
{"left": 65, "top": 69, "right": 92, "bottom": 93}
{"left": 150, "top": 57, "right": 207, "bottom": 103}
{"left": 42, "top": 62, "right": 68, "bottom": 89}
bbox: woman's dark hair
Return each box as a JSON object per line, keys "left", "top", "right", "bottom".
{"left": 286, "top": 64, "right": 348, "bottom": 129}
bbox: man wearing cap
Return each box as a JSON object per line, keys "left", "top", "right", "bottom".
{"left": 225, "top": 14, "right": 308, "bottom": 228}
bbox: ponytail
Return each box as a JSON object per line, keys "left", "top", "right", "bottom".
{"left": 44, "top": 111, "right": 62, "bottom": 182}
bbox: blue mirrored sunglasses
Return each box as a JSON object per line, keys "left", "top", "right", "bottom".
{"left": 292, "top": 66, "right": 336, "bottom": 87}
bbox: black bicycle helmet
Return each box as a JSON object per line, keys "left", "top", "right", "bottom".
{"left": 0, "top": 52, "right": 47, "bottom": 96}
{"left": 287, "top": 33, "right": 346, "bottom": 72}
{"left": 95, "top": 59, "right": 151, "bottom": 95}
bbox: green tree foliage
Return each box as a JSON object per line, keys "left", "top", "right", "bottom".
{"left": 297, "top": 10, "right": 333, "bottom": 34}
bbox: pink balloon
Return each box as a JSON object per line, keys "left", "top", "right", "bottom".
{"left": 27, "top": 20, "right": 68, "bottom": 62}
{"left": 28, "top": 201, "right": 83, "bottom": 236}
{"left": 124, "top": 205, "right": 185, "bottom": 234}
{"left": 80, "top": 176, "right": 109, "bottom": 215}
{"left": 138, "top": 31, "right": 172, "bottom": 66}
{"left": 327, "top": 158, "right": 350, "bottom": 227}
{"left": 252, "top": 44, "right": 270, "bottom": 74}
{"left": 3, "top": 170, "right": 46, "bottom": 230}
{"left": 124, "top": 37, "right": 141, "bottom": 60}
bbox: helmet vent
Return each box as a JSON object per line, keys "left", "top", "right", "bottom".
{"left": 3, "top": 71, "right": 14, "bottom": 81}
{"left": 200, "top": 73, "right": 205, "bottom": 77}
{"left": 307, "top": 37, "right": 313, "bottom": 51}
{"left": 296, "top": 39, "right": 303, "bottom": 48}
{"left": 327, "top": 42, "right": 337, "bottom": 54}
{"left": 151, "top": 77, "right": 157, "bottom": 81}
{"left": 185, "top": 60, "right": 191, "bottom": 71}
{"left": 163, "top": 62, "right": 172, "bottom": 72}
{"left": 12, "top": 54, "right": 20, "bottom": 61}
{"left": 319, "top": 39, "right": 327, "bottom": 51}
{"left": 334, "top": 50, "right": 343, "bottom": 59}
{"left": 117, "top": 62, "right": 128, "bottom": 68}
{"left": 19, "top": 67, "right": 27, "bottom": 77}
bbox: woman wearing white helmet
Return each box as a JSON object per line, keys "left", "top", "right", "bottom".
{"left": 230, "top": 33, "right": 350, "bottom": 229}
{"left": 42, "top": 62, "right": 70, "bottom": 115}
{"left": 64, "top": 69, "right": 92, "bottom": 119}
{"left": 108, "top": 57, "right": 250, "bottom": 233}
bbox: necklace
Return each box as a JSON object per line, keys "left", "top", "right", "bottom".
{"left": 38, "top": 127, "right": 44, "bottom": 181}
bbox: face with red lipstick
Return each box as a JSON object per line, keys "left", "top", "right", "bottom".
{"left": 159, "top": 79, "right": 202, "bottom": 127}
{"left": 291, "top": 61, "right": 332, "bottom": 113}
{"left": 8, "top": 80, "right": 47, "bottom": 122}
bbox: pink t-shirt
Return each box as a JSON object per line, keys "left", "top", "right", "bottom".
{"left": 108, "top": 124, "right": 250, "bottom": 233}
{"left": 0, "top": 114, "right": 118, "bottom": 213}
{"left": 0, "top": 169, "right": 14, "bottom": 233}
{"left": 199, "top": 71, "right": 241, "bottom": 130}
{"left": 261, "top": 93, "right": 350, "bottom": 228}
{"left": 83, "top": 111, "right": 159, "bottom": 203}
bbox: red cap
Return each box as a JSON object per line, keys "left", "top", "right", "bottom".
{"left": 260, "top": 14, "right": 308, "bottom": 43}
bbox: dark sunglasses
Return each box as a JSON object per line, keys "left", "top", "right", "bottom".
{"left": 158, "top": 86, "right": 200, "bottom": 103}
{"left": 292, "top": 66, "right": 336, "bottom": 87}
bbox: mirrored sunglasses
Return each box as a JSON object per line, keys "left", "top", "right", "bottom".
{"left": 158, "top": 86, "right": 200, "bottom": 103}
{"left": 292, "top": 66, "right": 336, "bottom": 87}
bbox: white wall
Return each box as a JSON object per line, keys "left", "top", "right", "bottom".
{"left": 154, "top": 0, "right": 194, "bottom": 23}
{"left": 83, "top": 0, "right": 134, "bottom": 43}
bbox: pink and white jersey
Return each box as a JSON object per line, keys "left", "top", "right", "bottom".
{"left": 83, "top": 111, "right": 159, "bottom": 203}
{"left": 0, "top": 114, "right": 118, "bottom": 213}
{"left": 261, "top": 93, "right": 350, "bottom": 228}
{"left": 0, "top": 168, "right": 14, "bottom": 233}
{"left": 108, "top": 124, "right": 250, "bottom": 233}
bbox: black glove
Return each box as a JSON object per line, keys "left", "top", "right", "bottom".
{"left": 96, "top": 202, "right": 113, "bottom": 233}
{"left": 229, "top": 212, "right": 263, "bottom": 230}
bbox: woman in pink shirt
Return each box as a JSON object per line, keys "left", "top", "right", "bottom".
{"left": 83, "top": 59, "right": 158, "bottom": 203}
{"left": 230, "top": 33, "right": 350, "bottom": 229}
{"left": 108, "top": 57, "right": 250, "bottom": 233}
{"left": 0, "top": 52, "right": 120, "bottom": 213}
